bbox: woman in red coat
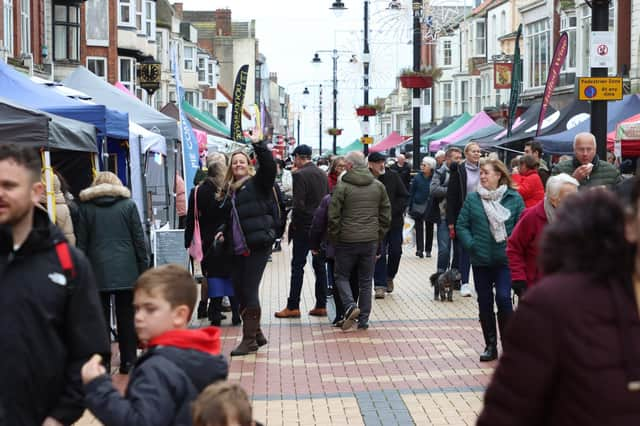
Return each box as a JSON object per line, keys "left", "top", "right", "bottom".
{"left": 512, "top": 155, "right": 545, "bottom": 208}
{"left": 506, "top": 173, "right": 579, "bottom": 295}
{"left": 478, "top": 187, "right": 640, "bottom": 425}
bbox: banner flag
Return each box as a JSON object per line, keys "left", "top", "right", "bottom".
{"left": 231, "top": 65, "right": 250, "bottom": 142}
{"left": 507, "top": 24, "right": 522, "bottom": 137}
{"left": 536, "top": 32, "right": 569, "bottom": 137}
{"left": 171, "top": 45, "right": 199, "bottom": 204}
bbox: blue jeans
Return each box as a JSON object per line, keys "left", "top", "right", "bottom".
{"left": 436, "top": 219, "right": 451, "bottom": 272}
{"left": 374, "top": 226, "right": 403, "bottom": 288}
{"left": 287, "top": 235, "right": 327, "bottom": 310}
{"left": 472, "top": 265, "right": 513, "bottom": 318}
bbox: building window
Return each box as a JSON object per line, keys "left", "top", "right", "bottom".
{"left": 207, "top": 61, "right": 215, "bottom": 86}
{"left": 441, "top": 82, "right": 452, "bottom": 117}
{"left": 3, "top": 0, "right": 13, "bottom": 56}
{"left": 475, "top": 78, "right": 482, "bottom": 113}
{"left": 135, "top": 0, "right": 143, "bottom": 32}
{"left": 460, "top": 81, "right": 469, "bottom": 113}
{"left": 198, "top": 57, "right": 207, "bottom": 83}
{"left": 145, "top": 0, "right": 155, "bottom": 37}
{"left": 184, "top": 91, "right": 196, "bottom": 106}
{"left": 20, "top": 0, "right": 30, "bottom": 54}
{"left": 118, "top": 0, "right": 134, "bottom": 26}
{"left": 119, "top": 57, "right": 135, "bottom": 91}
{"left": 500, "top": 11, "right": 506, "bottom": 37}
{"left": 86, "top": 0, "right": 109, "bottom": 46}
{"left": 169, "top": 90, "right": 176, "bottom": 103}
{"left": 87, "top": 57, "right": 107, "bottom": 79}
{"left": 183, "top": 46, "right": 194, "bottom": 71}
{"left": 443, "top": 40, "right": 452, "bottom": 66}
{"left": 525, "top": 19, "right": 550, "bottom": 88}
{"left": 561, "top": 14, "right": 577, "bottom": 72}
{"left": 475, "top": 21, "right": 485, "bottom": 56}
{"left": 218, "top": 106, "right": 227, "bottom": 123}
{"left": 54, "top": 4, "right": 80, "bottom": 61}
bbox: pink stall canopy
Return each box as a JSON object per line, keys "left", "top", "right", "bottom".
{"left": 369, "top": 131, "right": 404, "bottom": 153}
{"left": 430, "top": 111, "right": 496, "bottom": 152}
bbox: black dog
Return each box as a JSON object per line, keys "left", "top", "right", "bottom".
{"left": 429, "top": 269, "right": 461, "bottom": 302}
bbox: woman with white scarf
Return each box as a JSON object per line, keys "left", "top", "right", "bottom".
{"left": 456, "top": 158, "right": 525, "bottom": 362}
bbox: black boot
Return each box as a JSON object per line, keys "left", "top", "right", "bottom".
{"left": 208, "top": 297, "right": 224, "bottom": 326}
{"left": 255, "top": 307, "right": 267, "bottom": 347}
{"left": 479, "top": 313, "right": 498, "bottom": 362}
{"left": 197, "top": 300, "right": 208, "bottom": 319}
{"left": 230, "top": 307, "right": 260, "bottom": 356}
{"left": 497, "top": 310, "right": 512, "bottom": 348}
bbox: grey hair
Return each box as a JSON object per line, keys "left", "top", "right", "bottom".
{"left": 344, "top": 151, "right": 367, "bottom": 168}
{"left": 421, "top": 156, "right": 437, "bottom": 170}
{"left": 573, "top": 132, "right": 596, "bottom": 150}
{"left": 435, "top": 150, "right": 446, "bottom": 159}
{"left": 546, "top": 173, "right": 579, "bottom": 199}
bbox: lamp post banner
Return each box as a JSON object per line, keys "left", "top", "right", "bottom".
{"left": 536, "top": 32, "right": 568, "bottom": 137}
{"left": 171, "top": 45, "right": 199, "bottom": 206}
{"left": 231, "top": 65, "right": 250, "bottom": 142}
{"left": 507, "top": 24, "right": 522, "bottom": 137}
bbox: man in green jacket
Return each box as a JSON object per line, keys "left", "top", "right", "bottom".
{"left": 551, "top": 132, "right": 621, "bottom": 188}
{"left": 328, "top": 151, "right": 391, "bottom": 331}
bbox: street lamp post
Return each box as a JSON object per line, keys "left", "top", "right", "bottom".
{"left": 412, "top": 0, "right": 422, "bottom": 172}
{"left": 590, "top": 0, "right": 610, "bottom": 160}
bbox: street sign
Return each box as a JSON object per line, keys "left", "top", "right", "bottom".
{"left": 591, "top": 31, "right": 615, "bottom": 68}
{"left": 361, "top": 136, "right": 374, "bottom": 145}
{"left": 578, "top": 77, "right": 623, "bottom": 101}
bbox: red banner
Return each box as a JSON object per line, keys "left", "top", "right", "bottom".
{"left": 536, "top": 33, "right": 568, "bottom": 136}
{"left": 494, "top": 63, "right": 513, "bottom": 89}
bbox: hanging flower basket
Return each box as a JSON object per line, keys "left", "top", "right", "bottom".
{"left": 400, "top": 75, "right": 433, "bottom": 89}
{"left": 327, "top": 128, "right": 343, "bottom": 136}
{"left": 356, "top": 105, "right": 379, "bottom": 117}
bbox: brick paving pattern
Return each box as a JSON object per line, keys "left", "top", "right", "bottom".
{"left": 77, "top": 240, "right": 493, "bottom": 425}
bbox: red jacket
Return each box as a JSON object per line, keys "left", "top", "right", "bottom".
{"left": 512, "top": 169, "right": 544, "bottom": 208}
{"left": 506, "top": 200, "right": 546, "bottom": 287}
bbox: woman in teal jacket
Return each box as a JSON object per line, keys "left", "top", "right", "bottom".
{"left": 456, "top": 158, "right": 524, "bottom": 362}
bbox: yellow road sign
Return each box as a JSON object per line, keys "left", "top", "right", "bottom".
{"left": 361, "top": 136, "right": 374, "bottom": 145}
{"left": 578, "top": 77, "right": 623, "bottom": 101}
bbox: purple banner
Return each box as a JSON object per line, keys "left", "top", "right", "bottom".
{"left": 536, "top": 32, "right": 569, "bottom": 136}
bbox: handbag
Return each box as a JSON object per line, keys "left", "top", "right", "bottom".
{"left": 410, "top": 201, "right": 428, "bottom": 218}
{"left": 188, "top": 186, "right": 203, "bottom": 262}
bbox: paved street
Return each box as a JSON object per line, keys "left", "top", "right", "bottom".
{"left": 78, "top": 238, "right": 493, "bottom": 425}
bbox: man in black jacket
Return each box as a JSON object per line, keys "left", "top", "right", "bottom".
{"left": 390, "top": 153, "right": 412, "bottom": 190}
{"left": 0, "top": 144, "right": 109, "bottom": 425}
{"left": 275, "top": 145, "right": 329, "bottom": 318}
{"left": 369, "top": 152, "right": 409, "bottom": 299}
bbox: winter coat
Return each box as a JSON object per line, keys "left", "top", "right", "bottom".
{"left": 229, "top": 141, "right": 277, "bottom": 251}
{"left": 184, "top": 180, "right": 232, "bottom": 278}
{"left": 328, "top": 166, "right": 391, "bottom": 244}
{"left": 85, "top": 327, "right": 228, "bottom": 426}
{"left": 446, "top": 160, "right": 470, "bottom": 226}
{"left": 455, "top": 188, "right": 525, "bottom": 267}
{"left": 309, "top": 194, "right": 334, "bottom": 258}
{"left": 377, "top": 168, "right": 409, "bottom": 229}
{"left": 512, "top": 169, "right": 545, "bottom": 208}
{"left": 552, "top": 155, "right": 622, "bottom": 188}
{"left": 506, "top": 200, "right": 547, "bottom": 288}
{"left": 478, "top": 273, "right": 640, "bottom": 426}
{"left": 0, "top": 207, "right": 109, "bottom": 425}
{"left": 290, "top": 162, "right": 329, "bottom": 237}
{"left": 430, "top": 164, "right": 451, "bottom": 222}
{"left": 390, "top": 162, "right": 412, "bottom": 190}
{"left": 77, "top": 183, "right": 148, "bottom": 292}
{"left": 408, "top": 172, "right": 434, "bottom": 222}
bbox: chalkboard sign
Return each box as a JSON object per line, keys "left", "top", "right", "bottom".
{"left": 153, "top": 229, "right": 189, "bottom": 267}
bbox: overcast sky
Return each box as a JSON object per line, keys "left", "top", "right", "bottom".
{"left": 179, "top": 0, "right": 469, "bottom": 150}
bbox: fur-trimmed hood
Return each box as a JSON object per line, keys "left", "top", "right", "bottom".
{"left": 79, "top": 183, "right": 131, "bottom": 203}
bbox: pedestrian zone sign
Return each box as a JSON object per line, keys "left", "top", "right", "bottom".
{"left": 578, "top": 77, "right": 623, "bottom": 101}
{"left": 361, "top": 136, "right": 374, "bottom": 145}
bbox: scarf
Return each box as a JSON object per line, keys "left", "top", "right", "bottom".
{"left": 465, "top": 161, "right": 480, "bottom": 194}
{"left": 477, "top": 185, "right": 510, "bottom": 243}
{"left": 543, "top": 197, "right": 556, "bottom": 223}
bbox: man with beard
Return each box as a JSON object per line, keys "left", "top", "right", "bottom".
{"left": 0, "top": 144, "right": 109, "bottom": 425}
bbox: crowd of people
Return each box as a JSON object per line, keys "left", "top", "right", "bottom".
{"left": 2, "top": 126, "right": 640, "bottom": 425}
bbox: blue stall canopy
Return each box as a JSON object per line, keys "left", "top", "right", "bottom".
{"left": 0, "top": 60, "right": 128, "bottom": 139}
{"left": 537, "top": 95, "right": 640, "bottom": 155}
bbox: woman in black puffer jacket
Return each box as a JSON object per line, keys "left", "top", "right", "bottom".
{"left": 223, "top": 134, "right": 276, "bottom": 356}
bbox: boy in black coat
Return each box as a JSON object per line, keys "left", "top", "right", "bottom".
{"left": 81, "top": 265, "right": 228, "bottom": 426}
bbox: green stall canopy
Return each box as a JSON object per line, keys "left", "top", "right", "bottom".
{"left": 421, "top": 112, "right": 472, "bottom": 147}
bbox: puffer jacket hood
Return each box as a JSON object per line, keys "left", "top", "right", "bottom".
{"left": 79, "top": 183, "right": 131, "bottom": 205}
{"left": 342, "top": 166, "right": 375, "bottom": 186}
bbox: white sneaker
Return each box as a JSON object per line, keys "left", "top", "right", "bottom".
{"left": 460, "top": 283, "right": 473, "bottom": 297}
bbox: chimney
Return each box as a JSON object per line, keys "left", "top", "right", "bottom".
{"left": 215, "top": 9, "right": 232, "bottom": 37}
{"left": 174, "top": 3, "right": 183, "bottom": 20}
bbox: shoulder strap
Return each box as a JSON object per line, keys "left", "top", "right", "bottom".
{"left": 55, "top": 241, "right": 76, "bottom": 280}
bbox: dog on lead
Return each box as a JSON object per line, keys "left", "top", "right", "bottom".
{"left": 429, "top": 269, "right": 461, "bottom": 302}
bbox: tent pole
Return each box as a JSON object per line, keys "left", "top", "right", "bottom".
{"left": 43, "top": 150, "right": 55, "bottom": 222}
{"left": 139, "top": 136, "right": 151, "bottom": 238}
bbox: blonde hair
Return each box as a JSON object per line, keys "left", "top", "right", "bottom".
{"left": 464, "top": 142, "right": 480, "bottom": 155}
{"left": 223, "top": 150, "right": 255, "bottom": 190}
{"left": 192, "top": 383, "right": 253, "bottom": 426}
{"left": 206, "top": 152, "right": 228, "bottom": 168}
{"left": 92, "top": 171, "right": 123, "bottom": 187}
{"left": 480, "top": 157, "right": 514, "bottom": 188}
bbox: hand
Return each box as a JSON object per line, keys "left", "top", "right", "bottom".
{"left": 42, "top": 417, "right": 63, "bottom": 426}
{"left": 448, "top": 225, "right": 456, "bottom": 240}
{"left": 247, "top": 126, "right": 261, "bottom": 144}
{"left": 214, "top": 232, "right": 224, "bottom": 242}
{"left": 81, "top": 354, "right": 106, "bottom": 385}
{"left": 311, "top": 249, "right": 319, "bottom": 256}
{"left": 572, "top": 164, "right": 592, "bottom": 181}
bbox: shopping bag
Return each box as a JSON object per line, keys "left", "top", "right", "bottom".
{"left": 188, "top": 186, "right": 203, "bottom": 262}
{"left": 403, "top": 216, "right": 415, "bottom": 247}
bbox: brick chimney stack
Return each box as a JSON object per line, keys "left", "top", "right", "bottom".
{"left": 215, "top": 9, "right": 232, "bottom": 36}
{"left": 174, "top": 3, "right": 183, "bottom": 19}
